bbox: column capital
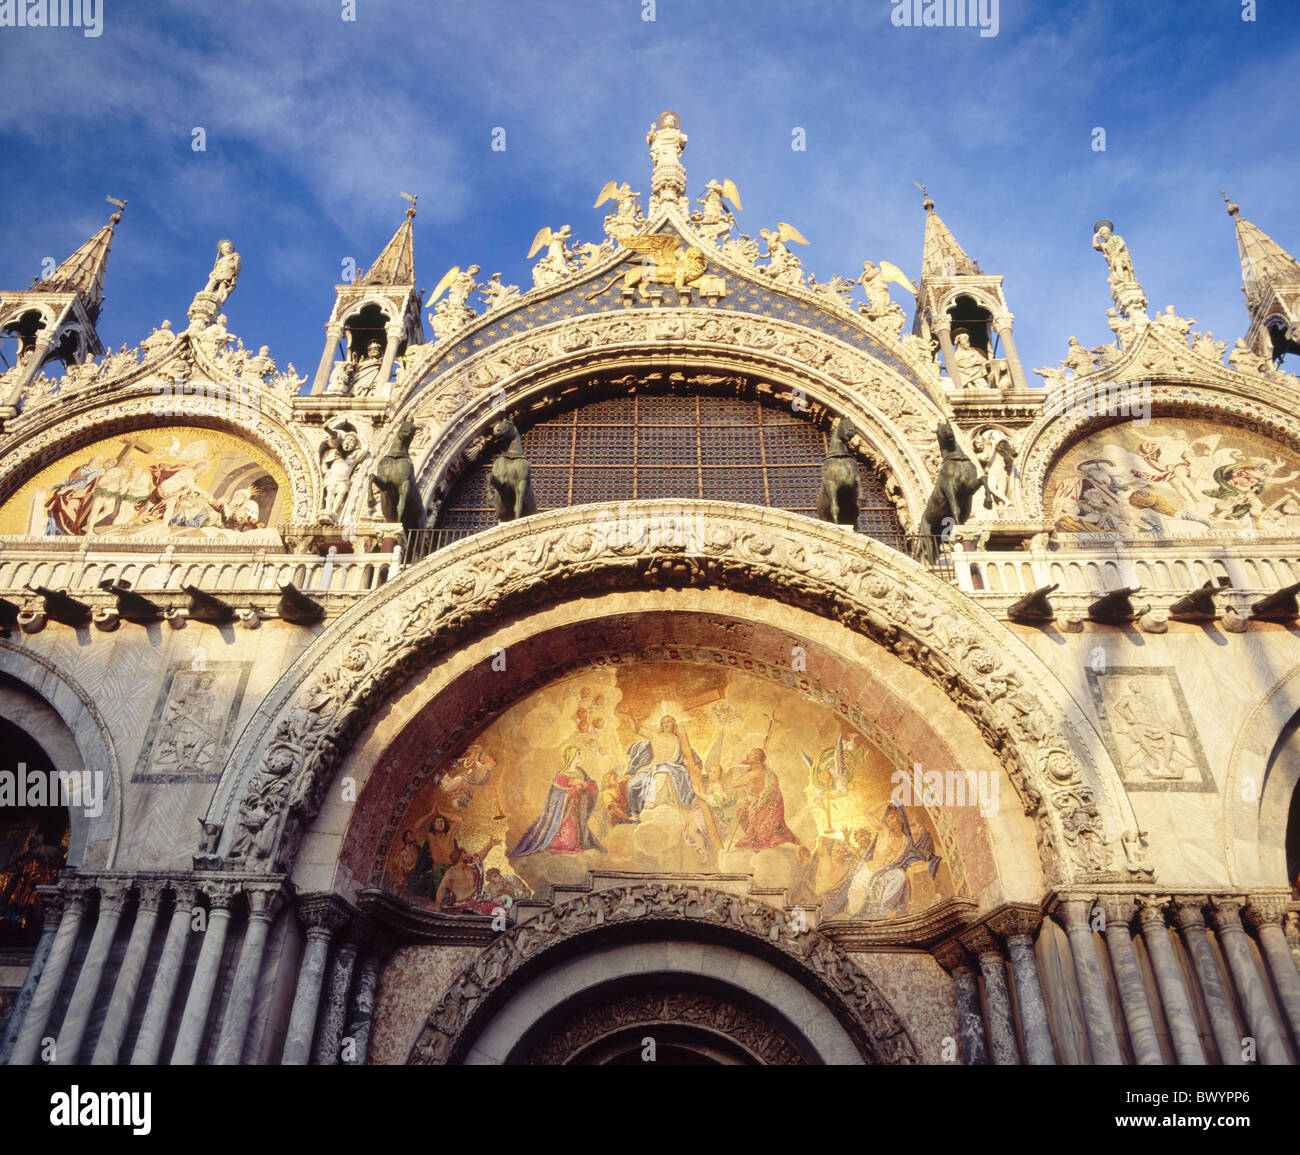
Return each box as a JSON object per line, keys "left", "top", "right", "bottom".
{"left": 1134, "top": 894, "right": 1172, "bottom": 929}
{"left": 931, "top": 317, "right": 953, "bottom": 337}
{"left": 169, "top": 881, "right": 200, "bottom": 909}
{"left": 1284, "top": 910, "right": 1300, "bottom": 939}
{"left": 992, "top": 310, "right": 1015, "bottom": 330}
{"left": 134, "top": 879, "right": 170, "bottom": 914}
{"left": 297, "top": 893, "right": 355, "bottom": 937}
{"left": 986, "top": 904, "right": 1041, "bottom": 944}
{"left": 95, "top": 879, "right": 135, "bottom": 914}
{"left": 931, "top": 938, "right": 976, "bottom": 973}
{"left": 35, "top": 884, "right": 67, "bottom": 923}
{"left": 1169, "top": 895, "right": 1209, "bottom": 931}
{"left": 1052, "top": 895, "right": 1098, "bottom": 932}
{"left": 57, "top": 878, "right": 95, "bottom": 913}
{"left": 1207, "top": 896, "right": 1247, "bottom": 932}
{"left": 1243, "top": 896, "right": 1288, "bottom": 931}
{"left": 958, "top": 924, "right": 1004, "bottom": 960}
{"left": 1101, "top": 896, "right": 1138, "bottom": 928}
{"left": 244, "top": 882, "right": 287, "bottom": 922}
{"left": 200, "top": 880, "right": 243, "bottom": 911}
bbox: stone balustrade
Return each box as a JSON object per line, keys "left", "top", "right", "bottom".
{"left": 0, "top": 540, "right": 399, "bottom": 602}
{"left": 953, "top": 538, "right": 1300, "bottom": 604}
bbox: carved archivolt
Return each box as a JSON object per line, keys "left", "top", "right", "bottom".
{"left": 211, "top": 502, "right": 1134, "bottom": 887}
{"left": 407, "top": 883, "right": 915, "bottom": 1065}
{"left": 525, "top": 987, "right": 806, "bottom": 1065}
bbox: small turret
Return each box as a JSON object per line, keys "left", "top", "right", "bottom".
{"left": 911, "top": 187, "right": 1028, "bottom": 391}
{"left": 1223, "top": 193, "right": 1300, "bottom": 367}
{"left": 308, "top": 195, "right": 425, "bottom": 398}
{"left": 0, "top": 198, "right": 125, "bottom": 416}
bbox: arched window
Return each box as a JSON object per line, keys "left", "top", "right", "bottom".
{"left": 434, "top": 392, "right": 905, "bottom": 547}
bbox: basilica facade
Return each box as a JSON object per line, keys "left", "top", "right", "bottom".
{"left": 0, "top": 113, "right": 1298, "bottom": 1066}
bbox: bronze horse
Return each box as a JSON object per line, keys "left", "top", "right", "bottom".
{"left": 488, "top": 418, "right": 537, "bottom": 522}
{"left": 367, "top": 416, "right": 422, "bottom": 528}
{"left": 817, "top": 416, "right": 864, "bottom": 526}
{"left": 918, "top": 422, "right": 985, "bottom": 565}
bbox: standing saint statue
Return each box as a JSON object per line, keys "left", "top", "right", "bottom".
{"left": 1092, "top": 220, "right": 1147, "bottom": 316}
{"left": 952, "top": 330, "right": 993, "bottom": 388}
{"left": 647, "top": 110, "right": 688, "bottom": 212}
{"left": 204, "top": 239, "right": 242, "bottom": 305}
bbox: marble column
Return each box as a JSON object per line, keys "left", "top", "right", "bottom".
{"left": 212, "top": 884, "right": 283, "bottom": 1065}
{"left": 960, "top": 926, "right": 1021, "bottom": 1064}
{"left": 1055, "top": 898, "right": 1123, "bottom": 1064}
{"left": 933, "top": 940, "right": 989, "bottom": 1065}
{"left": 1133, "top": 897, "right": 1204, "bottom": 1065}
{"left": 1286, "top": 912, "right": 1300, "bottom": 976}
{"left": 282, "top": 896, "right": 350, "bottom": 1065}
{"left": 933, "top": 320, "right": 964, "bottom": 390}
{"left": 90, "top": 881, "right": 166, "bottom": 1064}
{"left": 992, "top": 311, "right": 1029, "bottom": 390}
{"left": 9, "top": 883, "right": 89, "bottom": 1066}
{"left": 375, "top": 324, "right": 403, "bottom": 399}
{"left": 1207, "top": 897, "right": 1289, "bottom": 1065}
{"left": 313, "top": 934, "right": 360, "bottom": 1065}
{"left": 130, "top": 885, "right": 198, "bottom": 1065}
{"left": 170, "top": 882, "right": 239, "bottom": 1065}
{"left": 341, "top": 950, "right": 385, "bottom": 1066}
{"left": 1170, "top": 898, "right": 1241, "bottom": 1065}
{"left": 311, "top": 321, "right": 344, "bottom": 395}
{"left": 0, "top": 887, "right": 64, "bottom": 1064}
{"left": 54, "top": 881, "right": 132, "bottom": 1064}
{"left": 1102, "top": 898, "right": 1163, "bottom": 1065}
{"left": 1245, "top": 898, "right": 1300, "bottom": 1050}
{"left": 989, "top": 907, "right": 1056, "bottom": 1065}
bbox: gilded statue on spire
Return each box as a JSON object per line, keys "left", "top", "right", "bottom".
{"left": 647, "top": 111, "right": 687, "bottom": 214}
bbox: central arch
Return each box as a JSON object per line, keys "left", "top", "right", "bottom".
{"left": 209, "top": 502, "right": 1137, "bottom": 890}
{"left": 406, "top": 885, "right": 914, "bottom": 1065}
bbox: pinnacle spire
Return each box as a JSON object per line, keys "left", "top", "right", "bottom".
{"left": 918, "top": 190, "right": 978, "bottom": 279}
{"left": 359, "top": 196, "right": 417, "bottom": 286}
{"left": 1223, "top": 192, "right": 1300, "bottom": 307}
{"left": 33, "top": 198, "right": 125, "bottom": 323}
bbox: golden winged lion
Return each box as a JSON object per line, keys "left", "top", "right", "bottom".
{"left": 587, "top": 233, "right": 708, "bottom": 300}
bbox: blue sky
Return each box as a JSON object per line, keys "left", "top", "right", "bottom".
{"left": 1, "top": 0, "right": 1297, "bottom": 381}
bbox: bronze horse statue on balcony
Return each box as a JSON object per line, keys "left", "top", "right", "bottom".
{"left": 367, "top": 416, "right": 422, "bottom": 528}
{"left": 817, "top": 416, "right": 864, "bottom": 526}
{"left": 488, "top": 417, "right": 537, "bottom": 522}
{"left": 918, "top": 422, "right": 985, "bottom": 566}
